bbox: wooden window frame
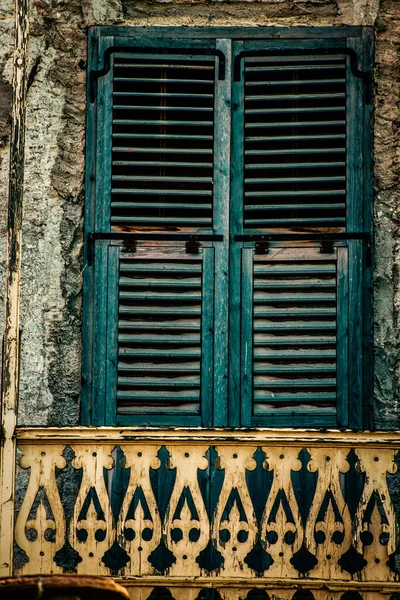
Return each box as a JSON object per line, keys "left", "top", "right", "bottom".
{"left": 82, "top": 26, "right": 374, "bottom": 429}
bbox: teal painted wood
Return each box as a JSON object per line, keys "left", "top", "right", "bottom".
{"left": 105, "top": 245, "right": 119, "bottom": 426}
{"left": 113, "top": 37, "right": 216, "bottom": 51}
{"left": 84, "top": 28, "right": 374, "bottom": 429}
{"left": 95, "top": 35, "right": 114, "bottom": 232}
{"left": 82, "top": 28, "right": 99, "bottom": 425}
{"left": 92, "top": 242, "right": 109, "bottom": 425}
{"left": 252, "top": 412, "right": 338, "bottom": 428}
{"left": 212, "top": 39, "right": 231, "bottom": 427}
{"left": 240, "top": 248, "right": 253, "bottom": 427}
{"left": 336, "top": 245, "right": 349, "bottom": 427}
{"left": 346, "top": 35, "right": 371, "bottom": 429}
{"left": 346, "top": 36, "right": 364, "bottom": 234}
{"left": 229, "top": 41, "right": 244, "bottom": 428}
{"left": 115, "top": 249, "right": 203, "bottom": 426}
{"left": 201, "top": 247, "right": 215, "bottom": 427}
{"left": 362, "top": 28, "right": 374, "bottom": 430}
{"left": 348, "top": 239, "right": 363, "bottom": 429}
{"left": 244, "top": 38, "right": 347, "bottom": 51}
{"left": 99, "top": 26, "right": 364, "bottom": 40}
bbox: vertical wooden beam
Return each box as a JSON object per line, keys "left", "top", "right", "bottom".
{"left": 0, "top": 0, "right": 28, "bottom": 576}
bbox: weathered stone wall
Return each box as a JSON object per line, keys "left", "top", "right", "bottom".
{"left": 4, "top": 0, "right": 399, "bottom": 428}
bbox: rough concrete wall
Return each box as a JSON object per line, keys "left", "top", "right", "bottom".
{"left": 373, "top": 0, "right": 400, "bottom": 429}
{"left": 14, "top": 0, "right": 400, "bottom": 429}
{"left": 0, "top": 1, "right": 14, "bottom": 344}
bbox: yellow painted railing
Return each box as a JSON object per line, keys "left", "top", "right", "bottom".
{"left": 12, "top": 428, "right": 400, "bottom": 599}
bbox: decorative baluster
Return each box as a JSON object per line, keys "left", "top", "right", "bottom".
{"left": 268, "top": 588, "right": 294, "bottom": 600}
{"left": 117, "top": 445, "right": 162, "bottom": 575}
{"left": 70, "top": 444, "right": 115, "bottom": 574}
{"left": 354, "top": 448, "right": 398, "bottom": 581}
{"left": 212, "top": 446, "right": 258, "bottom": 577}
{"left": 260, "top": 447, "right": 303, "bottom": 578}
{"left": 217, "top": 588, "right": 249, "bottom": 600}
{"left": 164, "top": 446, "right": 210, "bottom": 576}
{"left": 305, "top": 448, "right": 352, "bottom": 580}
{"left": 126, "top": 586, "right": 153, "bottom": 600}
{"left": 15, "top": 445, "right": 66, "bottom": 574}
{"left": 171, "top": 586, "right": 202, "bottom": 600}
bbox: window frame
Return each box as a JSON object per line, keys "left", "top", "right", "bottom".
{"left": 82, "top": 26, "right": 374, "bottom": 429}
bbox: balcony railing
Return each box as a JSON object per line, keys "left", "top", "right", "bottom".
{"left": 12, "top": 428, "right": 400, "bottom": 599}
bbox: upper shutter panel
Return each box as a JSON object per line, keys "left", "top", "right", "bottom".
{"left": 243, "top": 55, "right": 347, "bottom": 231}
{"left": 111, "top": 53, "right": 215, "bottom": 231}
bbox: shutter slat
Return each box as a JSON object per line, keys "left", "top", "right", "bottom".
{"left": 246, "top": 148, "right": 345, "bottom": 156}
{"left": 112, "top": 175, "right": 213, "bottom": 183}
{"left": 112, "top": 189, "right": 212, "bottom": 196}
{"left": 245, "top": 121, "right": 345, "bottom": 129}
{"left": 245, "top": 65, "right": 344, "bottom": 72}
{"left": 245, "top": 176, "right": 345, "bottom": 183}
{"left": 112, "top": 203, "right": 211, "bottom": 210}
{"left": 113, "top": 133, "right": 213, "bottom": 140}
{"left": 246, "top": 78, "right": 345, "bottom": 86}
{"left": 246, "top": 93, "right": 345, "bottom": 101}
{"left": 246, "top": 108, "right": 344, "bottom": 115}
{"left": 246, "top": 162, "right": 345, "bottom": 169}
{"left": 113, "top": 161, "right": 212, "bottom": 168}
{"left": 112, "top": 216, "right": 212, "bottom": 225}
{"left": 113, "top": 119, "right": 213, "bottom": 127}
{"left": 113, "top": 92, "right": 214, "bottom": 98}
{"left": 113, "top": 147, "right": 213, "bottom": 155}
{"left": 115, "top": 77, "right": 214, "bottom": 84}
{"left": 114, "top": 105, "right": 213, "bottom": 112}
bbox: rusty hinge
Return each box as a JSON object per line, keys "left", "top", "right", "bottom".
{"left": 255, "top": 241, "right": 269, "bottom": 254}
{"left": 186, "top": 239, "right": 200, "bottom": 254}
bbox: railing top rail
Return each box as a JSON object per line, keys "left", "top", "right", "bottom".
{"left": 15, "top": 426, "right": 400, "bottom": 447}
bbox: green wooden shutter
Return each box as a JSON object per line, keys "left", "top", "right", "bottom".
{"left": 85, "top": 31, "right": 372, "bottom": 429}
{"left": 232, "top": 41, "right": 371, "bottom": 428}
{"left": 87, "top": 40, "right": 225, "bottom": 425}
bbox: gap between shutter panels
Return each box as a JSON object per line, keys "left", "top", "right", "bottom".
{"left": 111, "top": 54, "right": 215, "bottom": 232}
{"left": 243, "top": 55, "right": 347, "bottom": 232}
{"left": 117, "top": 251, "right": 203, "bottom": 415}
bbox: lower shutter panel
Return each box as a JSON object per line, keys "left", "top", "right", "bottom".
{"left": 116, "top": 248, "right": 214, "bottom": 425}
{"left": 245, "top": 245, "right": 348, "bottom": 427}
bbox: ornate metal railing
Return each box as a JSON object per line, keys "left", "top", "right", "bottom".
{"left": 13, "top": 428, "right": 400, "bottom": 599}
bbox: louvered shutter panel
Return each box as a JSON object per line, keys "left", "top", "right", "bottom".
{"left": 243, "top": 54, "right": 346, "bottom": 230}
{"left": 108, "top": 246, "right": 215, "bottom": 426}
{"left": 111, "top": 52, "right": 215, "bottom": 230}
{"left": 89, "top": 44, "right": 222, "bottom": 425}
{"left": 241, "top": 245, "right": 352, "bottom": 427}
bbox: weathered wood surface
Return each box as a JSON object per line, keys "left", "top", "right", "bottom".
{"left": 14, "top": 431, "right": 400, "bottom": 584}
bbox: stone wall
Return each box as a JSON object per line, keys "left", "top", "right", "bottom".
{"left": 2, "top": 0, "right": 399, "bottom": 428}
